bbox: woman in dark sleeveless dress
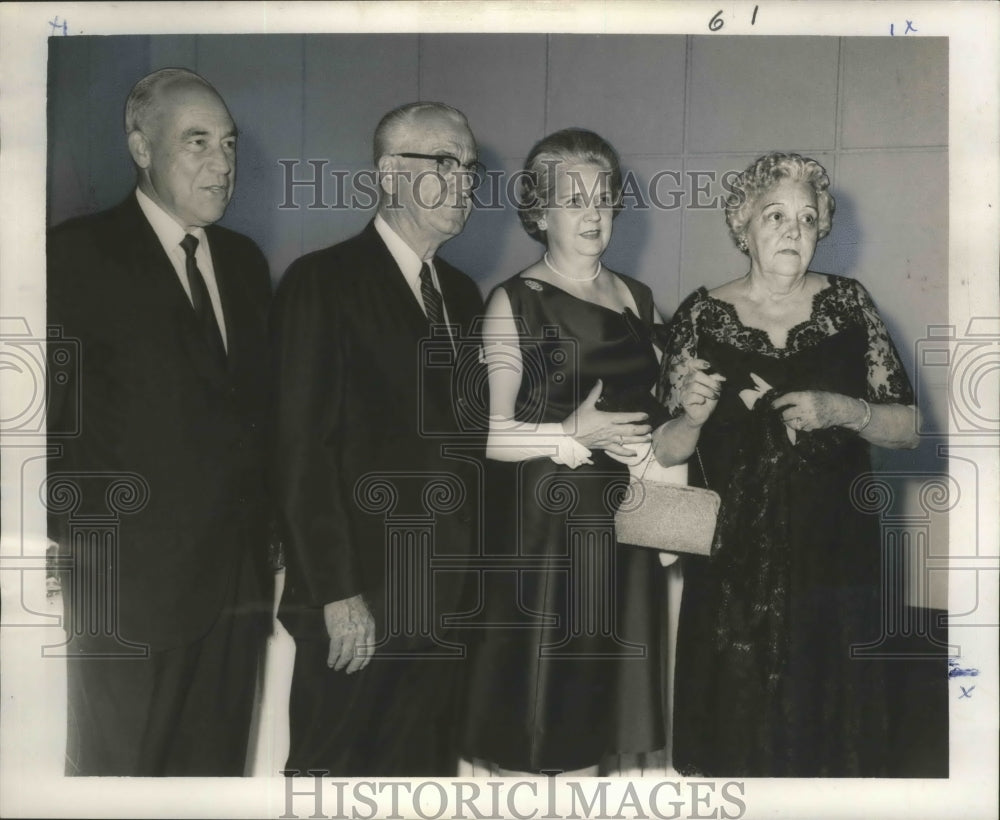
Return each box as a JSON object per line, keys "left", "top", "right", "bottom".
{"left": 652, "top": 153, "right": 919, "bottom": 776}
{"left": 462, "top": 129, "right": 671, "bottom": 774}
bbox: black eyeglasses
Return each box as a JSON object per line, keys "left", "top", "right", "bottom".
{"left": 391, "top": 153, "right": 487, "bottom": 190}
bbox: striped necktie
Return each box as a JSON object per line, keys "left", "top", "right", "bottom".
{"left": 419, "top": 262, "right": 445, "bottom": 326}
{"left": 419, "top": 262, "right": 456, "bottom": 352}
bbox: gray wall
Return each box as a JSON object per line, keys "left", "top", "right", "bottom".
{"left": 47, "top": 34, "right": 948, "bottom": 346}
{"left": 48, "top": 34, "right": 950, "bottom": 605}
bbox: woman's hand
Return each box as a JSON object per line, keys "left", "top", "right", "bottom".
{"left": 562, "top": 380, "right": 652, "bottom": 458}
{"left": 772, "top": 391, "right": 919, "bottom": 448}
{"left": 771, "top": 390, "right": 859, "bottom": 431}
{"left": 679, "top": 358, "right": 725, "bottom": 427}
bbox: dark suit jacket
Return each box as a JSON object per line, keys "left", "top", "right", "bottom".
{"left": 47, "top": 195, "right": 273, "bottom": 652}
{"left": 272, "top": 221, "right": 487, "bottom": 647}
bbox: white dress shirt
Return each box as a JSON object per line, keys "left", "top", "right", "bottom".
{"left": 135, "top": 187, "right": 228, "bottom": 350}
{"left": 373, "top": 213, "right": 453, "bottom": 328}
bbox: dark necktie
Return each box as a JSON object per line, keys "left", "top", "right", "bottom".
{"left": 419, "top": 262, "right": 455, "bottom": 350}
{"left": 419, "top": 262, "right": 445, "bottom": 325}
{"left": 180, "top": 234, "right": 226, "bottom": 364}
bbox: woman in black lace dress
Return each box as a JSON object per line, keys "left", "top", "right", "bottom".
{"left": 652, "top": 153, "right": 919, "bottom": 777}
{"left": 462, "top": 129, "right": 671, "bottom": 774}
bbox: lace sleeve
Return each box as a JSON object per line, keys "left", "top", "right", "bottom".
{"left": 852, "top": 280, "right": 915, "bottom": 404}
{"left": 655, "top": 290, "right": 703, "bottom": 414}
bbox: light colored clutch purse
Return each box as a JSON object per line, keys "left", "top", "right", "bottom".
{"left": 614, "top": 449, "right": 720, "bottom": 555}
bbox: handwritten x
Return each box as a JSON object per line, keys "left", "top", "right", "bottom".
{"left": 959, "top": 685, "right": 975, "bottom": 699}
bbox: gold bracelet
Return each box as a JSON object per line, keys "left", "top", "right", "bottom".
{"left": 856, "top": 398, "right": 872, "bottom": 432}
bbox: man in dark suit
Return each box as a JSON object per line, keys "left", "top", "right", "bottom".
{"left": 272, "top": 102, "right": 487, "bottom": 776}
{"left": 47, "top": 68, "right": 272, "bottom": 776}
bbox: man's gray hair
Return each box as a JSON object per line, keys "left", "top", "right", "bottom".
{"left": 124, "top": 67, "right": 216, "bottom": 135}
{"left": 372, "top": 101, "right": 469, "bottom": 165}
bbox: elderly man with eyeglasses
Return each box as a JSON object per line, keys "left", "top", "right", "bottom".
{"left": 272, "top": 102, "right": 488, "bottom": 776}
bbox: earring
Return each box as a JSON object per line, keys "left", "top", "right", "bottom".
{"left": 537, "top": 218, "right": 548, "bottom": 231}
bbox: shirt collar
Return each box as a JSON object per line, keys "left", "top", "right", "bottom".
{"left": 374, "top": 213, "right": 431, "bottom": 290}
{"left": 135, "top": 187, "right": 206, "bottom": 255}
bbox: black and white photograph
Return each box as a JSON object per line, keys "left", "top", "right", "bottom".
{"left": 1, "top": 2, "right": 997, "bottom": 818}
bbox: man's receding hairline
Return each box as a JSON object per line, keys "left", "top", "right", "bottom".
{"left": 126, "top": 69, "right": 226, "bottom": 136}
{"left": 152, "top": 78, "right": 225, "bottom": 113}
{"left": 393, "top": 109, "right": 467, "bottom": 140}
{"left": 375, "top": 102, "right": 473, "bottom": 164}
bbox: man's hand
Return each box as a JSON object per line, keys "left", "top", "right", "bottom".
{"left": 323, "top": 594, "right": 375, "bottom": 674}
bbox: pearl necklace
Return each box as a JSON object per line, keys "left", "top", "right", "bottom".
{"left": 544, "top": 252, "right": 601, "bottom": 282}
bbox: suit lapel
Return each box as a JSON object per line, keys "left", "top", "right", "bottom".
{"left": 355, "top": 223, "right": 463, "bottom": 428}
{"left": 356, "top": 222, "right": 477, "bottom": 341}
{"left": 435, "top": 259, "right": 488, "bottom": 432}
{"left": 361, "top": 222, "right": 433, "bottom": 342}
{"left": 117, "top": 197, "right": 229, "bottom": 384}
{"left": 206, "top": 228, "right": 242, "bottom": 378}
{"left": 434, "top": 262, "right": 472, "bottom": 336}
